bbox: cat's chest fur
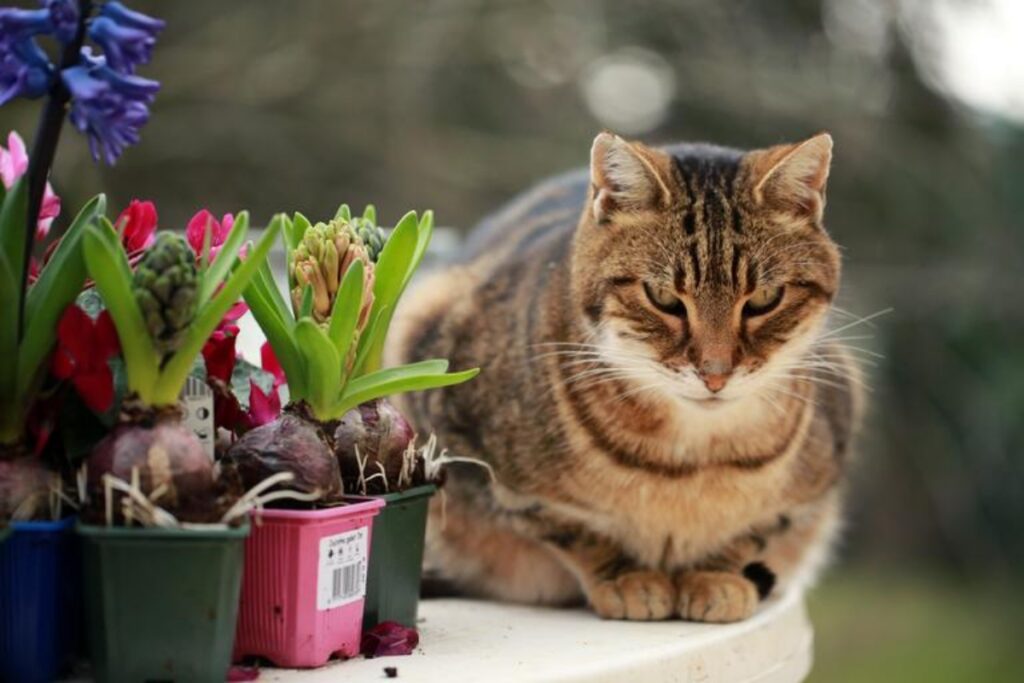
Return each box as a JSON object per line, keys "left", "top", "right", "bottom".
{"left": 512, "top": 395, "right": 809, "bottom": 569}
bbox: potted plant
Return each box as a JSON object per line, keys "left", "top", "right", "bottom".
{"left": 226, "top": 206, "right": 478, "bottom": 668}
{"left": 340, "top": 418, "right": 445, "bottom": 631}
{"left": 72, "top": 202, "right": 281, "bottom": 682}
{"left": 0, "top": 0, "right": 131, "bottom": 676}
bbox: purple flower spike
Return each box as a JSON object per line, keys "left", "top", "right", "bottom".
{"left": 99, "top": 1, "right": 165, "bottom": 34}
{"left": 62, "top": 49, "right": 159, "bottom": 165}
{"left": 0, "top": 7, "right": 52, "bottom": 43}
{"left": 45, "top": 0, "right": 79, "bottom": 44}
{"left": 0, "top": 39, "right": 54, "bottom": 106}
{"left": 87, "top": 16, "right": 157, "bottom": 73}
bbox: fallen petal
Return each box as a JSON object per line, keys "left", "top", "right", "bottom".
{"left": 360, "top": 621, "right": 419, "bottom": 658}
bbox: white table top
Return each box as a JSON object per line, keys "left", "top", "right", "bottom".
{"left": 261, "top": 589, "right": 812, "bottom": 683}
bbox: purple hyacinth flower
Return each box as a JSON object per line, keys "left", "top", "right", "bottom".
{"left": 87, "top": 15, "right": 157, "bottom": 73}
{"left": 62, "top": 49, "right": 160, "bottom": 165}
{"left": 0, "top": 38, "right": 54, "bottom": 105}
{"left": 99, "top": 1, "right": 165, "bottom": 34}
{"left": 45, "top": 0, "right": 79, "bottom": 44}
{"left": 0, "top": 6, "right": 52, "bottom": 42}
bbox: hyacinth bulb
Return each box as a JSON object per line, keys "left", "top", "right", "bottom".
{"left": 289, "top": 218, "right": 375, "bottom": 328}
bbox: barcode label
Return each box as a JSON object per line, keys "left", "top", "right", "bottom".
{"left": 332, "top": 563, "right": 360, "bottom": 600}
{"left": 317, "top": 527, "right": 369, "bottom": 610}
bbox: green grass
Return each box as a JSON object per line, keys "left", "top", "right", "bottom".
{"left": 807, "top": 568, "right": 1024, "bottom": 683}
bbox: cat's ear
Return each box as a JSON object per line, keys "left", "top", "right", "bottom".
{"left": 749, "top": 133, "right": 832, "bottom": 224}
{"left": 590, "top": 132, "right": 673, "bottom": 224}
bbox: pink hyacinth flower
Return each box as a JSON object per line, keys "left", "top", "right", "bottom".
{"left": 0, "top": 131, "right": 61, "bottom": 239}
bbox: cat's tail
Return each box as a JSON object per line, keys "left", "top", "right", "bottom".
{"left": 419, "top": 571, "right": 466, "bottom": 598}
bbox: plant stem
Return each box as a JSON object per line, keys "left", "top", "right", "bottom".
{"left": 19, "top": 0, "right": 92, "bottom": 340}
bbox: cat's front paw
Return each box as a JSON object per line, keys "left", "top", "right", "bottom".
{"left": 588, "top": 570, "right": 676, "bottom": 620}
{"left": 675, "top": 570, "right": 758, "bottom": 623}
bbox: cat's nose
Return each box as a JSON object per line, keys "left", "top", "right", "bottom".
{"left": 699, "top": 358, "right": 732, "bottom": 393}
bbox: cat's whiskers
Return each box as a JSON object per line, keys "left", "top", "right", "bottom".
{"left": 816, "top": 308, "right": 893, "bottom": 341}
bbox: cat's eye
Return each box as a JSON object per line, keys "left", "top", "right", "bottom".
{"left": 743, "top": 285, "right": 784, "bottom": 317}
{"left": 643, "top": 282, "right": 686, "bottom": 316}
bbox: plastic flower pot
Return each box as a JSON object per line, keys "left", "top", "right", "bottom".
{"left": 0, "top": 516, "right": 81, "bottom": 683}
{"left": 356, "top": 484, "right": 436, "bottom": 629}
{"left": 232, "top": 498, "right": 385, "bottom": 668}
{"left": 79, "top": 522, "right": 249, "bottom": 683}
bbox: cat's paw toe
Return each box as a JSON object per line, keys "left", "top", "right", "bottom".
{"left": 675, "top": 570, "right": 758, "bottom": 623}
{"left": 590, "top": 570, "right": 675, "bottom": 620}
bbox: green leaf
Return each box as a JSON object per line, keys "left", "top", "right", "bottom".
{"left": 294, "top": 319, "right": 341, "bottom": 421}
{"left": 351, "top": 303, "right": 387, "bottom": 375}
{"left": 0, "top": 251, "right": 18, "bottom": 403}
{"left": 197, "top": 211, "right": 250, "bottom": 307}
{"left": 411, "top": 210, "right": 435, "bottom": 275}
{"left": 335, "top": 361, "right": 478, "bottom": 416}
{"left": 352, "top": 211, "right": 419, "bottom": 374}
{"left": 255, "top": 257, "right": 293, "bottom": 324}
{"left": 83, "top": 221, "right": 161, "bottom": 402}
{"left": 0, "top": 179, "right": 28, "bottom": 336}
{"left": 19, "top": 194, "right": 107, "bottom": 402}
{"left": 151, "top": 216, "right": 280, "bottom": 405}
{"left": 288, "top": 212, "right": 311, "bottom": 250}
{"left": 362, "top": 204, "right": 376, "bottom": 226}
{"left": 327, "top": 258, "right": 363, "bottom": 364}
{"left": 299, "top": 283, "right": 314, "bottom": 319}
{"left": 334, "top": 203, "right": 351, "bottom": 221}
{"left": 243, "top": 267, "right": 307, "bottom": 401}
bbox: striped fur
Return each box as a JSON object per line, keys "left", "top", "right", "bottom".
{"left": 387, "top": 132, "right": 861, "bottom": 622}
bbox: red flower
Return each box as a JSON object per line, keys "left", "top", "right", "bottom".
{"left": 247, "top": 380, "right": 281, "bottom": 427}
{"left": 186, "top": 209, "right": 234, "bottom": 265}
{"left": 115, "top": 199, "right": 157, "bottom": 252}
{"left": 360, "top": 621, "right": 419, "bottom": 658}
{"left": 51, "top": 306, "right": 120, "bottom": 414}
{"left": 260, "top": 341, "right": 285, "bottom": 388}
{"left": 223, "top": 300, "right": 249, "bottom": 325}
{"left": 202, "top": 325, "right": 239, "bottom": 384}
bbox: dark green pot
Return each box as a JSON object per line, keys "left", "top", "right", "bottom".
{"left": 79, "top": 522, "right": 249, "bottom": 683}
{"left": 355, "top": 484, "right": 436, "bottom": 629}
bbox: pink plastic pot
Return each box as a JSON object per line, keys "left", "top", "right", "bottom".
{"left": 232, "top": 499, "right": 385, "bottom": 668}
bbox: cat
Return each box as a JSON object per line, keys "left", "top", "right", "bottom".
{"left": 386, "top": 131, "right": 862, "bottom": 622}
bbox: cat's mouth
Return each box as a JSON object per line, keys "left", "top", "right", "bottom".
{"left": 686, "top": 394, "right": 734, "bottom": 408}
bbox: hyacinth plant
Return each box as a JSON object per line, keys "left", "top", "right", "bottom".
{"left": 78, "top": 214, "right": 281, "bottom": 524}
{"left": 220, "top": 205, "right": 478, "bottom": 502}
{"left": 0, "top": 0, "right": 163, "bottom": 523}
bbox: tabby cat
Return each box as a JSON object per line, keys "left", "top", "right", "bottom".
{"left": 387, "top": 132, "right": 861, "bottom": 622}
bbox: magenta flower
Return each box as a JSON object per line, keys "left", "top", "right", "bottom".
{"left": 186, "top": 209, "right": 235, "bottom": 264}
{"left": 114, "top": 198, "right": 157, "bottom": 251}
{"left": 247, "top": 380, "right": 281, "bottom": 428}
{"left": 0, "top": 131, "right": 61, "bottom": 239}
{"left": 260, "top": 342, "right": 285, "bottom": 388}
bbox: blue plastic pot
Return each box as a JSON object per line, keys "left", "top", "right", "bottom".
{"left": 0, "top": 516, "right": 81, "bottom": 683}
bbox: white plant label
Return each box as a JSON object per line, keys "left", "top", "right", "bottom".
{"left": 317, "top": 527, "right": 369, "bottom": 610}
{"left": 181, "top": 376, "right": 214, "bottom": 459}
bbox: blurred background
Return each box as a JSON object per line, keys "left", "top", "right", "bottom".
{"left": 3, "top": 1, "right": 1023, "bottom": 680}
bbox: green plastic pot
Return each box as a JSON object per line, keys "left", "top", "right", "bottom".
{"left": 79, "top": 522, "right": 249, "bottom": 683}
{"left": 354, "top": 484, "right": 436, "bottom": 629}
